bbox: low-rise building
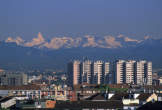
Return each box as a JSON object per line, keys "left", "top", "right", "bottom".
{"left": 0, "top": 96, "right": 16, "bottom": 109}
{"left": 0, "top": 73, "right": 28, "bottom": 86}
{"left": 0, "top": 85, "right": 41, "bottom": 99}
{"left": 0, "top": 96, "right": 28, "bottom": 109}
{"left": 137, "top": 93, "right": 157, "bottom": 105}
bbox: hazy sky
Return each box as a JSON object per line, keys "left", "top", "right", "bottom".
{"left": 0, "top": 0, "right": 162, "bottom": 40}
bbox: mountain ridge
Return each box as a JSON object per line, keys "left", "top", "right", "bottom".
{"left": 5, "top": 32, "right": 147, "bottom": 49}
{"left": 0, "top": 34, "right": 162, "bottom": 71}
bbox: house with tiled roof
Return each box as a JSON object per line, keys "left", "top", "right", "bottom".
{"left": 0, "top": 96, "right": 16, "bottom": 109}
{"left": 0, "top": 85, "right": 42, "bottom": 99}
{"left": 0, "top": 96, "right": 28, "bottom": 109}
{"left": 137, "top": 93, "right": 157, "bottom": 105}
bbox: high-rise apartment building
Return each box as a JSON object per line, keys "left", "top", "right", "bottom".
{"left": 93, "top": 60, "right": 104, "bottom": 84}
{"left": 134, "top": 61, "right": 152, "bottom": 85}
{"left": 68, "top": 60, "right": 110, "bottom": 85}
{"left": 92, "top": 61, "right": 110, "bottom": 84}
{"left": 104, "top": 62, "right": 111, "bottom": 84}
{"left": 114, "top": 60, "right": 125, "bottom": 84}
{"left": 114, "top": 60, "right": 152, "bottom": 85}
{"left": 67, "top": 60, "right": 81, "bottom": 86}
{"left": 145, "top": 61, "right": 152, "bottom": 85}
{"left": 125, "top": 60, "right": 136, "bottom": 84}
{"left": 135, "top": 61, "right": 146, "bottom": 85}
{"left": 82, "top": 60, "right": 92, "bottom": 84}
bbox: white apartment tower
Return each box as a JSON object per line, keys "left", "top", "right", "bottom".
{"left": 135, "top": 61, "right": 152, "bottom": 85}
{"left": 114, "top": 60, "right": 125, "bottom": 84}
{"left": 93, "top": 61, "right": 110, "bottom": 84}
{"left": 125, "top": 60, "right": 136, "bottom": 84}
{"left": 135, "top": 61, "right": 146, "bottom": 85}
{"left": 93, "top": 60, "right": 104, "bottom": 84}
{"left": 146, "top": 62, "right": 152, "bottom": 85}
{"left": 82, "top": 60, "right": 92, "bottom": 84}
{"left": 105, "top": 62, "right": 111, "bottom": 84}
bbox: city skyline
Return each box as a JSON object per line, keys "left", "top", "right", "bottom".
{"left": 0, "top": 1, "right": 162, "bottom": 109}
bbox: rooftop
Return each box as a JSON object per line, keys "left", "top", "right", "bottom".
{"left": 0, "top": 85, "right": 41, "bottom": 90}
{"left": 0, "top": 96, "right": 14, "bottom": 103}
{"left": 137, "top": 101, "right": 162, "bottom": 110}
{"left": 137, "top": 93, "right": 152, "bottom": 101}
{"left": 86, "top": 93, "right": 106, "bottom": 101}
{"left": 55, "top": 101, "right": 123, "bottom": 109}
{"left": 110, "top": 92, "right": 129, "bottom": 100}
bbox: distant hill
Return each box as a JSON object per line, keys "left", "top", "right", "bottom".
{"left": 1, "top": 35, "right": 162, "bottom": 72}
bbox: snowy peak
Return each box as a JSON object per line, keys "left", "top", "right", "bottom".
{"left": 4, "top": 33, "right": 160, "bottom": 49}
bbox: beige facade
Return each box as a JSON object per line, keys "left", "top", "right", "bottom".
{"left": 82, "top": 60, "right": 92, "bottom": 84}
{"left": 115, "top": 60, "right": 125, "bottom": 84}
{"left": 146, "top": 93, "right": 157, "bottom": 102}
{"left": 93, "top": 61, "right": 104, "bottom": 84}
{"left": 73, "top": 61, "right": 81, "bottom": 85}
{"left": 125, "top": 60, "right": 136, "bottom": 84}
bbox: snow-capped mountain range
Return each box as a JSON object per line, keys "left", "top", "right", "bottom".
{"left": 5, "top": 32, "right": 154, "bottom": 49}
{"left": 0, "top": 32, "right": 162, "bottom": 71}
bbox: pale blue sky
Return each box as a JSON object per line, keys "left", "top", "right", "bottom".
{"left": 0, "top": 0, "right": 162, "bottom": 40}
